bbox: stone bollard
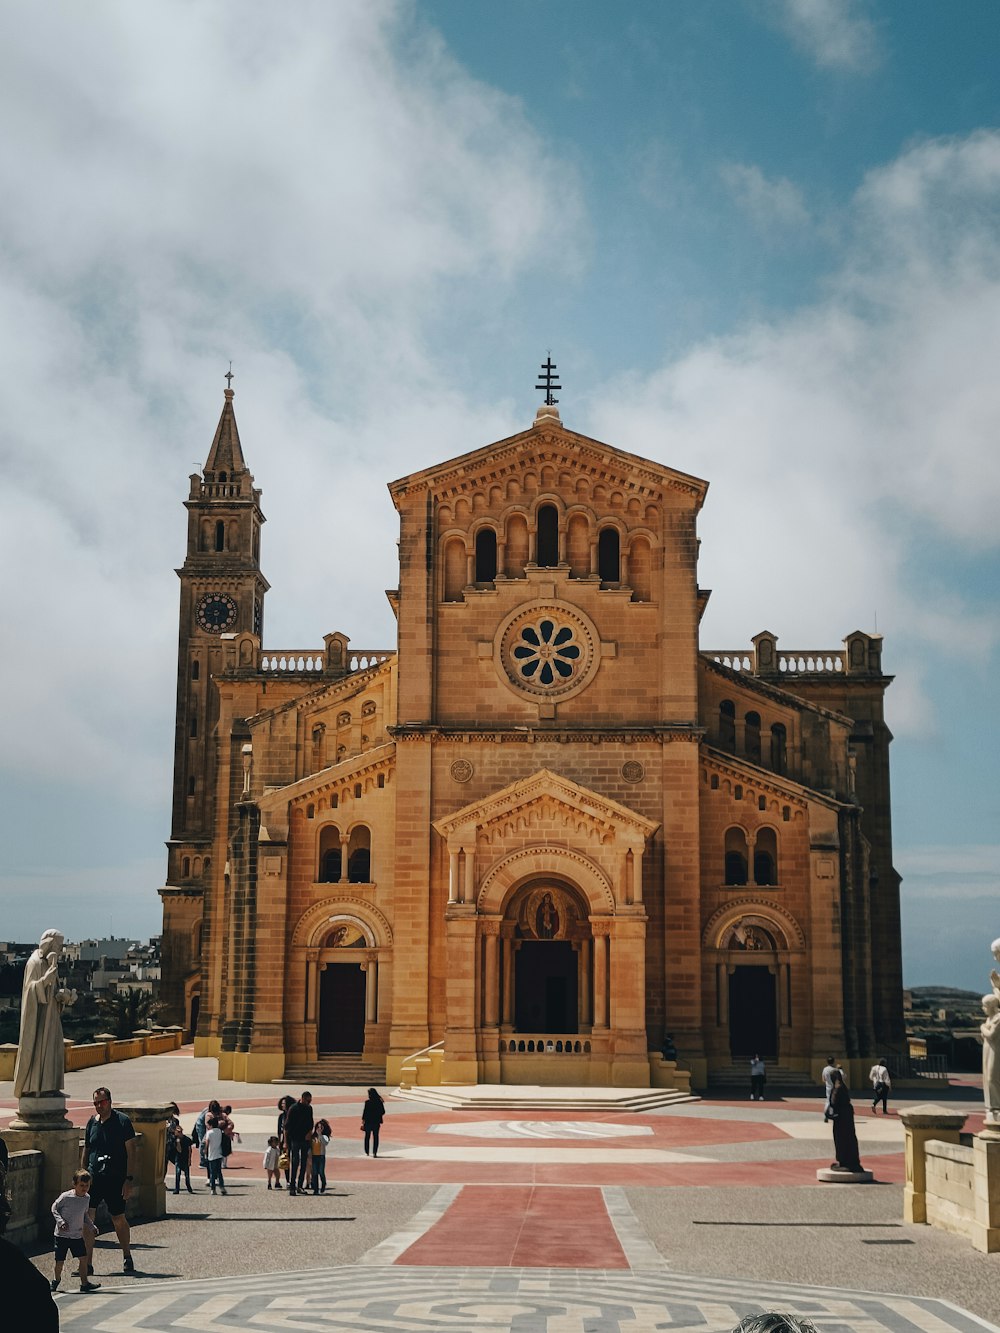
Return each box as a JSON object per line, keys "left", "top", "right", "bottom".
{"left": 115, "top": 1102, "right": 176, "bottom": 1220}
{"left": 972, "top": 1124, "right": 1000, "bottom": 1253}
{"left": 899, "top": 1104, "right": 967, "bottom": 1224}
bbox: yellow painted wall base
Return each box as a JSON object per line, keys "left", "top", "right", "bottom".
{"left": 216, "top": 1050, "right": 235, "bottom": 1079}
{"left": 243, "top": 1052, "right": 286, "bottom": 1083}
{"left": 194, "top": 1035, "right": 221, "bottom": 1058}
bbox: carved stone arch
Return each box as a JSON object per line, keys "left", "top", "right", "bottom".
{"left": 292, "top": 896, "right": 393, "bottom": 949}
{"left": 438, "top": 525, "right": 472, "bottom": 551}
{"left": 533, "top": 491, "right": 567, "bottom": 519}
{"left": 624, "top": 524, "right": 660, "bottom": 550}
{"left": 477, "top": 844, "right": 616, "bottom": 916}
{"left": 469, "top": 515, "right": 500, "bottom": 540}
{"left": 564, "top": 501, "right": 596, "bottom": 524}
{"left": 702, "top": 898, "right": 806, "bottom": 951}
{"left": 315, "top": 811, "right": 343, "bottom": 830}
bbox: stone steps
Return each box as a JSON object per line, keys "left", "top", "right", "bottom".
{"left": 392, "top": 1085, "right": 699, "bottom": 1112}
{"left": 276, "top": 1054, "right": 387, "bottom": 1086}
{"left": 707, "top": 1064, "right": 817, "bottom": 1094}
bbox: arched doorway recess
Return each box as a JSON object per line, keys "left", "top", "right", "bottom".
{"left": 502, "top": 881, "right": 593, "bottom": 1036}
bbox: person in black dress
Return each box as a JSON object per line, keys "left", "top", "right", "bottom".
{"left": 361, "top": 1089, "right": 385, "bottom": 1158}
{"left": 826, "top": 1069, "right": 864, "bottom": 1172}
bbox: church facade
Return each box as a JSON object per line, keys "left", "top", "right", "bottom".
{"left": 158, "top": 387, "right": 904, "bottom": 1088}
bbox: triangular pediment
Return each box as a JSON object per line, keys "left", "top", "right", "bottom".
{"left": 433, "top": 767, "right": 659, "bottom": 847}
{"left": 389, "top": 416, "right": 707, "bottom": 510}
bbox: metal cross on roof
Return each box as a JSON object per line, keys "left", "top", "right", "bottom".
{"left": 225, "top": 362, "right": 234, "bottom": 389}
{"left": 535, "top": 355, "right": 561, "bottom": 406}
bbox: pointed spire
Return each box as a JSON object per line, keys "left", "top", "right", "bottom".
{"left": 203, "top": 368, "right": 247, "bottom": 477}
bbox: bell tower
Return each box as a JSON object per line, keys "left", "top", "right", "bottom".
{"left": 167, "top": 377, "right": 268, "bottom": 880}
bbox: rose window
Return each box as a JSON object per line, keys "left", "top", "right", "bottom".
{"left": 511, "top": 617, "right": 582, "bottom": 686}
{"left": 495, "top": 601, "right": 600, "bottom": 701}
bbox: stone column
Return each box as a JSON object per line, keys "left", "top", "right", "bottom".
{"left": 462, "top": 846, "right": 476, "bottom": 905}
{"left": 592, "top": 925, "right": 609, "bottom": 1029}
{"left": 338, "top": 833, "right": 349, "bottom": 883}
{"left": 483, "top": 924, "right": 500, "bottom": 1028}
{"left": 501, "top": 934, "right": 514, "bottom": 1026}
{"left": 448, "top": 849, "right": 460, "bottom": 904}
{"left": 631, "top": 847, "right": 643, "bottom": 904}
{"left": 466, "top": 550, "right": 474, "bottom": 586}
{"left": 579, "top": 938, "right": 591, "bottom": 1027}
{"left": 305, "top": 950, "right": 319, "bottom": 1023}
{"left": 364, "top": 954, "right": 378, "bottom": 1024}
{"left": 899, "top": 1105, "right": 967, "bottom": 1224}
{"left": 115, "top": 1102, "right": 176, "bottom": 1221}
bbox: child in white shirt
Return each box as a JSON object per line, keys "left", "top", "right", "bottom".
{"left": 263, "top": 1136, "right": 280, "bottom": 1189}
{"left": 51, "top": 1170, "right": 100, "bottom": 1293}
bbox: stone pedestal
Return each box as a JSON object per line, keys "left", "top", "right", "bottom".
{"left": 3, "top": 1094, "right": 81, "bottom": 1231}
{"left": 115, "top": 1102, "right": 175, "bottom": 1221}
{"left": 972, "top": 1125, "right": 1000, "bottom": 1254}
{"left": 899, "top": 1104, "right": 968, "bottom": 1224}
{"left": 817, "top": 1166, "right": 873, "bottom": 1184}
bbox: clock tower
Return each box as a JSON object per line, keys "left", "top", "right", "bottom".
{"left": 167, "top": 380, "right": 268, "bottom": 883}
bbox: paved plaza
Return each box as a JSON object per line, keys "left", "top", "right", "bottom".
{"left": 3, "top": 1051, "right": 997, "bottom": 1332}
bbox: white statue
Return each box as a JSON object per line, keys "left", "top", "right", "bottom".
{"left": 983, "top": 993, "right": 1000, "bottom": 1126}
{"left": 990, "top": 936, "right": 1000, "bottom": 1001}
{"left": 13, "top": 929, "right": 76, "bottom": 1098}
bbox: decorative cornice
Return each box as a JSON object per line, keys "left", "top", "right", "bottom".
{"left": 390, "top": 725, "right": 703, "bottom": 744}
{"left": 388, "top": 425, "right": 708, "bottom": 509}
{"left": 240, "top": 657, "right": 394, "bottom": 724}
{"left": 433, "top": 766, "right": 659, "bottom": 841}
{"left": 259, "top": 742, "right": 396, "bottom": 811}
{"left": 701, "top": 747, "right": 842, "bottom": 811}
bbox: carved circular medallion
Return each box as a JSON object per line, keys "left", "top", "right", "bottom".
{"left": 621, "top": 760, "right": 645, "bottom": 784}
{"left": 450, "top": 759, "right": 474, "bottom": 783}
{"left": 494, "top": 601, "right": 600, "bottom": 702}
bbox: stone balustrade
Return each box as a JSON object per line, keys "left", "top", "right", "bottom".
{"left": 900, "top": 1104, "right": 1000, "bottom": 1253}
{"left": 704, "top": 630, "right": 884, "bottom": 679}
{"left": 0, "top": 1027, "right": 183, "bottom": 1081}
{"left": 259, "top": 647, "right": 393, "bottom": 675}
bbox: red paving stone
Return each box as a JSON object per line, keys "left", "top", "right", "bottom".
{"left": 397, "top": 1185, "right": 629, "bottom": 1268}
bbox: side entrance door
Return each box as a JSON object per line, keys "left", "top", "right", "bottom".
{"left": 728, "top": 965, "right": 777, "bottom": 1059}
{"left": 318, "top": 963, "right": 366, "bottom": 1052}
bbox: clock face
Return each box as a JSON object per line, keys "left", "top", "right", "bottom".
{"left": 197, "top": 593, "right": 238, "bottom": 633}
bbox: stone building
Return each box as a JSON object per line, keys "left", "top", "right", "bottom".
{"left": 158, "top": 385, "right": 904, "bottom": 1087}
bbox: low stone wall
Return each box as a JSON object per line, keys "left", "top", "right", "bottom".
{"left": 4, "top": 1148, "right": 44, "bottom": 1246}
{"left": 0, "top": 1027, "right": 184, "bottom": 1081}
{"left": 925, "top": 1139, "right": 977, "bottom": 1241}
{"left": 901, "top": 1105, "right": 1000, "bottom": 1253}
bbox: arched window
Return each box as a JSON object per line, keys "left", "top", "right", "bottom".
{"left": 189, "top": 716, "right": 198, "bottom": 738}
{"left": 754, "top": 827, "right": 778, "bottom": 886}
{"left": 745, "top": 711, "right": 761, "bottom": 763}
{"left": 598, "top": 527, "right": 620, "bottom": 583}
{"left": 215, "top": 520, "right": 225, "bottom": 552}
{"left": 443, "top": 536, "right": 465, "bottom": 601}
{"left": 181, "top": 856, "right": 191, "bottom": 878}
{"left": 505, "top": 513, "right": 529, "bottom": 577}
{"left": 191, "top": 660, "right": 200, "bottom": 680}
{"left": 475, "top": 527, "right": 497, "bottom": 582}
{"left": 770, "top": 723, "right": 787, "bottom": 775}
{"left": 318, "top": 825, "right": 342, "bottom": 883}
{"left": 536, "top": 504, "right": 559, "bottom": 567}
{"left": 724, "top": 827, "right": 748, "bottom": 885}
{"left": 348, "top": 825, "right": 372, "bottom": 883}
{"left": 719, "top": 700, "right": 736, "bottom": 753}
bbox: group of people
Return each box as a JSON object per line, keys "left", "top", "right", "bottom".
{"left": 273, "top": 1088, "right": 385, "bottom": 1195}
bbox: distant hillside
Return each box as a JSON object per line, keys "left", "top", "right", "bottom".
{"left": 908, "top": 986, "right": 982, "bottom": 1005}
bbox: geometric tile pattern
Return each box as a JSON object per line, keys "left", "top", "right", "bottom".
{"left": 428, "top": 1120, "right": 655, "bottom": 1139}
{"left": 52, "top": 1265, "right": 1000, "bottom": 1333}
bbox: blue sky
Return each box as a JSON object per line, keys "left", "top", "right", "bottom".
{"left": 0, "top": 1, "right": 997, "bottom": 991}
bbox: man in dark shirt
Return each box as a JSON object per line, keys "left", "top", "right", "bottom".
{"left": 82, "top": 1086, "right": 137, "bottom": 1274}
{"left": 283, "top": 1091, "right": 313, "bottom": 1196}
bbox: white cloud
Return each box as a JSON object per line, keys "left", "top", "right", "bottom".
{"left": 719, "top": 162, "right": 810, "bottom": 230}
{"left": 586, "top": 132, "right": 1000, "bottom": 739}
{"left": 763, "top": 0, "right": 880, "bottom": 73}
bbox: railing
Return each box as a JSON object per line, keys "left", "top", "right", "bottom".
{"left": 705, "top": 648, "right": 847, "bottom": 675}
{"left": 200, "top": 481, "right": 246, "bottom": 499}
{"left": 258, "top": 648, "right": 394, "bottom": 675}
{"left": 886, "top": 1052, "right": 948, "bottom": 1079}
{"left": 501, "top": 1035, "right": 592, "bottom": 1055}
{"left": 260, "top": 651, "right": 324, "bottom": 673}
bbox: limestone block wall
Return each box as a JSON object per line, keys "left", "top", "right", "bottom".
{"left": 925, "top": 1140, "right": 976, "bottom": 1241}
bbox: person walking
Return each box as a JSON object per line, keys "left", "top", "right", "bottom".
{"left": 51, "top": 1169, "right": 100, "bottom": 1293}
{"left": 361, "top": 1088, "right": 385, "bottom": 1158}
{"left": 82, "top": 1086, "right": 138, "bottom": 1276}
{"left": 869, "top": 1058, "right": 892, "bottom": 1114}
{"left": 204, "top": 1115, "right": 227, "bottom": 1195}
{"left": 284, "top": 1091, "right": 314, "bottom": 1195}
{"left": 749, "top": 1054, "right": 766, "bottom": 1101}
{"left": 173, "top": 1127, "right": 194, "bottom": 1194}
{"left": 820, "top": 1055, "right": 840, "bottom": 1116}
{"left": 310, "top": 1119, "right": 331, "bottom": 1194}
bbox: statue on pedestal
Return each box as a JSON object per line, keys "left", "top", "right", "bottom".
{"left": 982, "top": 993, "right": 1000, "bottom": 1126}
{"left": 13, "top": 929, "right": 76, "bottom": 1100}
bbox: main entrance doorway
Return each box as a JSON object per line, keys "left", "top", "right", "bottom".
{"left": 318, "top": 963, "right": 365, "bottom": 1052}
{"left": 514, "top": 941, "right": 578, "bottom": 1033}
{"left": 728, "top": 966, "right": 777, "bottom": 1058}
